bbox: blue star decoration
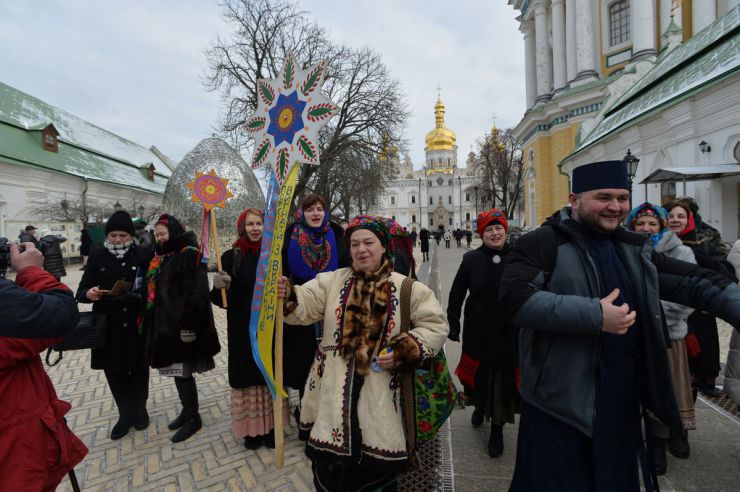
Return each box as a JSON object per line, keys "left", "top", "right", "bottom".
{"left": 267, "top": 91, "right": 307, "bottom": 147}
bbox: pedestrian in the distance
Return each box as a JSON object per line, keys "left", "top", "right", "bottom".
{"left": 79, "top": 228, "right": 92, "bottom": 270}
{"left": 447, "top": 209, "right": 519, "bottom": 458}
{"left": 142, "top": 214, "right": 221, "bottom": 443}
{"left": 384, "top": 217, "right": 417, "bottom": 279}
{"left": 419, "top": 227, "right": 430, "bottom": 262}
{"left": 465, "top": 229, "right": 472, "bottom": 248}
{"left": 38, "top": 228, "right": 67, "bottom": 280}
{"left": 210, "top": 208, "right": 289, "bottom": 450}
{"left": 18, "top": 225, "right": 39, "bottom": 248}
{"left": 76, "top": 210, "right": 154, "bottom": 440}
{"left": 443, "top": 229, "right": 452, "bottom": 248}
{"left": 409, "top": 228, "right": 417, "bottom": 248}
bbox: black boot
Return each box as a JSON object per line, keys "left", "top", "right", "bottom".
{"left": 668, "top": 429, "right": 690, "bottom": 459}
{"left": 264, "top": 430, "right": 275, "bottom": 449}
{"left": 471, "top": 408, "right": 484, "bottom": 427}
{"left": 244, "top": 435, "right": 264, "bottom": 449}
{"left": 653, "top": 440, "right": 667, "bottom": 475}
{"left": 105, "top": 369, "right": 133, "bottom": 440}
{"left": 488, "top": 424, "right": 504, "bottom": 457}
{"left": 171, "top": 376, "right": 202, "bottom": 443}
{"left": 132, "top": 367, "right": 150, "bottom": 431}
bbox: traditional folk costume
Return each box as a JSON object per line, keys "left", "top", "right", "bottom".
{"left": 283, "top": 216, "right": 448, "bottom": 491}
{"left": 211, "top": 209, "right": 289, "bottom": 448}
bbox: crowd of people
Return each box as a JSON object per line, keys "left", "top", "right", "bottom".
{"left": 2, "top": 158, "right": 740, "bottom": 491}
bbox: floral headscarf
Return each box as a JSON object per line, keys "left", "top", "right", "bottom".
{"left": 346, "top": 215, "right": 393, "bottom": 260}
{"left": 476, "top": 209, "right": 508, "bottom": 237}
{"left": 626, "top": 202, "right": 669, "bottom": 247}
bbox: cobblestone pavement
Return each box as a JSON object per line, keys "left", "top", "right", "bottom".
{"left": 48, "top": 268, "right": 314, "bottom": 492}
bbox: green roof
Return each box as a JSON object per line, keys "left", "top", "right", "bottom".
{"left": 570, "top": 6, "right": 740, "bottom": 157}
{"left": 0, "top": 82, "right": 172, "bottom": 194}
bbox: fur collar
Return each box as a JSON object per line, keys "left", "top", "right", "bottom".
{"left": 342, "top": 257, "right": 393, "bottom": 375}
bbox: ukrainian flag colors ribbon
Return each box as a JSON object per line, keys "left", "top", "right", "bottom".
{"left": 248, "top": 163, "right": 298, "bottom": 398}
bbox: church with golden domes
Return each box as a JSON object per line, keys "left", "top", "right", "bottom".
{"left": 368, "top": 97, "right": 481, "bottom": 232}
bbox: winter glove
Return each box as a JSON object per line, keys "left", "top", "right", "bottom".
{"left": 447, "top": 331, "right": 460, "bottom": 342}
{"left": 213, "top": 271, "right": 231, "bottom": 290}
{"left": 180, "top": 330, "right": 196, "bottom": 344}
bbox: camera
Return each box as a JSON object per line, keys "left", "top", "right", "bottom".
{"left": 0, "top": 237, "right": 10, "bottom": 278}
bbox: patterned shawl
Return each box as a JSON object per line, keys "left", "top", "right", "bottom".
{"left": 287, "top": 208, "right": 338, "bottom": 283}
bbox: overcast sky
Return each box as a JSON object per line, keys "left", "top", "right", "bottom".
{"left": 0, "top": 0, "right": 525, "bottom": 169}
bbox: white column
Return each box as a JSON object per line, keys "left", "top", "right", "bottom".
{"left": 631, "top": 0, "right": 657, "bottom": 61}
{"left": 534, "top": 1, "right": 553, "bottom": 101}
{"left": 693, "top": 0, "right": 717, "bottom": 34}
{"left": 574, "top": 0, "right": 598, "bottom": 81}
{"left": 551, "top": 0, "right": 567, "bottom": 91}
{"left": 566, "top": 0, "right": 577, "bottom": 82}
{"left": 522, "top": 20, "right": 537, "bottom": 108}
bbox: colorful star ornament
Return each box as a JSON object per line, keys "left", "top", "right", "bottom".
{"left": 187, "top": 170, "right": 233, "bottom": 211}
{"left": 242, "top": 53, "right": 339, "bottom": 185}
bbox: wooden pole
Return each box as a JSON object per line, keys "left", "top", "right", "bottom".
{"left": 273, "top": 263, "right": 285, "bottom": 468}
{"left": 210, "top": 209, "right": 228, "bottom": 307}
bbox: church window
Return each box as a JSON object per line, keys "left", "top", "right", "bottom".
{"left": 430, "top": 196, "right": 433, "bottom": 205}
{"left": 465, "top": 193, "right": 470, "bottom": 201}
{"left": 430, "top": 218, "right": 434, "bottom": 226}
{"left": 448, "top": 180, "right": 452, "bottom": 186}
{"left": 391, "top": 196, "right": 396, "bottom": 205}
{"left": 608, "top": 1, "right": 630, "bottom": 47}
{"left": 449, "top": 218, "right": 453, "bottom": 226}
{"left": 447, "top": 158, "right": 451, "bottom": 166}
{"left": 412, "top": 214, "right": 416, "bottom": 223}
{"left": 411, "top": 195, "right": 416, "bottom": 204}
{"left": 448, "top": 196, "right": 452, "bottom": 204}
{"left": 438, "top": 196, "right": 442, "bottom": 203}
{"left": 466, "top": 212, "right": 470, "bottom": 221}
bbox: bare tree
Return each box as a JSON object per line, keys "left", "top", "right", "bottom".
{"left": 476, "top": 128, "right": 525, "bottom": 219}
{"left": 27, "top": 195, "right": 109, "bottom": 228}
{"left": 204, "top": 0, "right": 409, "bottom": 209}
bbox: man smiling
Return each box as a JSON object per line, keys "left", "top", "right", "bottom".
{"left": 501, "top": 160, "right": 740, "bottom": 491}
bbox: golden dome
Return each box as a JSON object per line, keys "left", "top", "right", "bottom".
{"left": 424, "top": 98, "right": 456, "bottom": 152}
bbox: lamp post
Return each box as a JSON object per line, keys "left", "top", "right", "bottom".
{"left": 138, "top": 205, "right": 145, "bottom": 218}
{"left": 473, "top": 186, "right": 480, "bottom": 217}
{"left": 113, "top": 200, "right": 123, "bottom": 212}
{"left": 418, "top": 177, "right": 422, "bottom": 228}
{"left": 623, "top": 149, "right": 640, "bottom": 209}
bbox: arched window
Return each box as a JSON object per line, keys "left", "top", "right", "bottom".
{"left": 609, "top": 0, "right": 630, "bottom": 47}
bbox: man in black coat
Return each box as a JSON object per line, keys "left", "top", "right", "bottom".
{"left": 419, "top": 228, "right": 430, "bottom": 262}
{"left": 502, "top": 161, "right": 740, "bottom": 491}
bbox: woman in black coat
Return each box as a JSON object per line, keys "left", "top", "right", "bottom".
{"left": 211, "top": 208, "right": 288, "bottom": 450}
{"left": 143, "top": 214, "right": 220, "bottom": 443}
{"left": 79, "top": 228, "right": 92, "bottom": 269}
{"left": 447, "top": 209, "right": 519, "bottom": 458}
{"left": 76, "top": 210, "right": 154, "bottom": 440}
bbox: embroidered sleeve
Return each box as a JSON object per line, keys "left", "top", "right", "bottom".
{"left": 405, "top": 281, "right": 448, "bottom": 359}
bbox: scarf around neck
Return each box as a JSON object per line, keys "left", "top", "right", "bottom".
{"left": 104, "top": 239, "right": 133, "bottom": 259}
{"left": 342, "top": 256, "right": 393, "bottom": 375}
{"left": 287, "top": 210, "right": 338, "bottom": 282}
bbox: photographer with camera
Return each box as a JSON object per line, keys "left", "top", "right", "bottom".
{"left": 0, "top": 242, "right": 88, "bottom": 491}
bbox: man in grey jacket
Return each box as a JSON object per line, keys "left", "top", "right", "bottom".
{"left": 501, "top": 161, "right": 740, "bottom": 491}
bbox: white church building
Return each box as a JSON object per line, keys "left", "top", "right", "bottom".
{"left": 369, "top": 98, "right": 485, "bottom": 232}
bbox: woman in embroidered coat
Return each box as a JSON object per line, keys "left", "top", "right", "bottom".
{"left": 143, "top": 214, "right": 220, "bottom": 443}
{"left": 77, "top": 210, "right": 154, "bottom": 440}
{"left": 210, "top": 208, "right": 289, "bottom": 450}
{"left": 628, "top": 203, "right": 696, "bottom": 472}
{"left": 447, "top": 209, "right": 519, "bottom": 458}
{"left": 277, "top": 215, "right": 448, "bottom": 491}
{"left": 282, "top": 194, "right": 349, "bottom": 436}
{"left": 383, "top": 217, "right": 416, "bottom": 279}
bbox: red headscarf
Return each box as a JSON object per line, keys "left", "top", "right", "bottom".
{"left": 233, "top": 208, "right": 263, "bottom": 256}
{"left": 476, "top": 209, "right": 508, "bottom": 237}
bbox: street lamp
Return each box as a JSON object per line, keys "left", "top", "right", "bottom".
{"left": 113, "top": 200, "right": 123, "bottom": 211}
{"left": 623, "top": 149, "right": 640, "bottom": 208}
{"left": 138, "top": 205, "right": 145, "bottom": 218}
